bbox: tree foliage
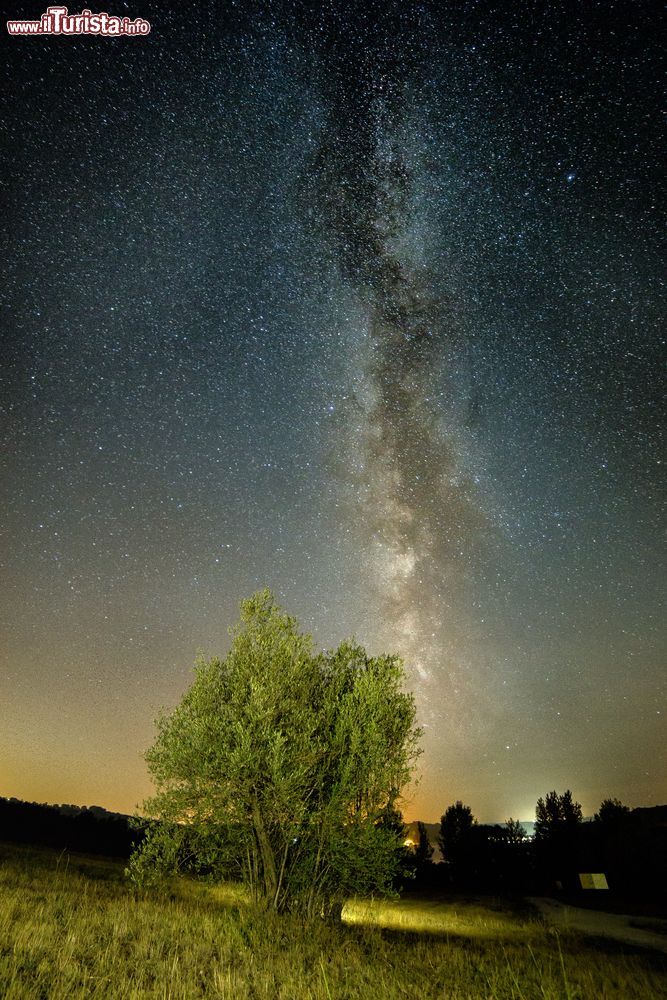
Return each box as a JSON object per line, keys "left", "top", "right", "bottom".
{"left": 505, "top": 817, "right": 527, "bottom": 845}
{"left": 594, "top": 797, "right": 630, "bottom": 827}
{"left": 534, "top": 790, "right": 582, "bottom": 840}
{"left": 438, "top": 801, "right": 477, "bottom": 866}
{"left": 127, "top": 590, "right": 421, "bottom": 917}
{"left": 533, "top": 789, "right": 583, "bottom": 888}
{"left": 414, "top": 821, "right": 434, "bottom": 865}
{"left": 438, "top": 801, "right": 478, "bottom": 878}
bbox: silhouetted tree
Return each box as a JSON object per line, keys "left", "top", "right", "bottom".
{"left": 594, "top": 798, "right": 630, "bottom": 826}
{"left": 408, "top": 820, "right": 435, "bottom": 887}
{"left": 439, "top": 801, "right": 475, "bottom": 860}
{"left": 589, "top": 797, "right": 632, "bottom": 891}
{"left": 535, "top": 790, "right": 582, "bottom": 839}
{"left": 438, "top": 802, "right": 478, "bottom": 885}
{"left": 534, "top": 790, "right": 583, "bottom": 889}
{"left": 505, "top": 817, "right": 527, "bottom": 844}
{"left": 414, "top": 821, "right": 434, "bottom": 865}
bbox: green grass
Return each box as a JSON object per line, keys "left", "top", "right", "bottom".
{"left": 1, "top": 843, "right": 666, "bottom": 999}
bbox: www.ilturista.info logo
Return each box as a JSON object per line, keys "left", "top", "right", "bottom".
{"left": 7, "top": 6, "right": 150, "bottom": 35}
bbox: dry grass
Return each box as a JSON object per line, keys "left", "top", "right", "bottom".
{"left": 1, "top": 842, "right": 666, "bottom": 999}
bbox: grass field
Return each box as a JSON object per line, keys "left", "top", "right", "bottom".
{"left": 1, "top": 843, "right": 666, "bottom": 999}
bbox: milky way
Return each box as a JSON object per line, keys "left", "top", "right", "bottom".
{"left": 299, "top": 15, "right": 479, "bottom": 719}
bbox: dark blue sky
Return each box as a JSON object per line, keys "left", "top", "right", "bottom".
{"left": 1, "top": 0, "right": 664, "bottom": 821}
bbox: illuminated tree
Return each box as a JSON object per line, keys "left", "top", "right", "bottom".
{"left": 127, "top": 590, "right": 421, "bottom": 918}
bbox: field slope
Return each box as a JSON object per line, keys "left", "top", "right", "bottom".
{"left": 1, "top": 843, "right": 666, "bottom": 999}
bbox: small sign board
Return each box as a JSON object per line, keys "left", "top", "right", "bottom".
{"left": 579, "top": 872, "right": 609, "bottom": 889}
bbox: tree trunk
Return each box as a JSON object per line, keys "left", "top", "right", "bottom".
{"left": 274, "top": 840, "right": 290, "bottom": 912}
{"left": 251, "top": 795, "right": 278, "bottom": 905}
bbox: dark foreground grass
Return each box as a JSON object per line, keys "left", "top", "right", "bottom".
{"left": 1, "top": 843, "right": 666, "bottom": 999}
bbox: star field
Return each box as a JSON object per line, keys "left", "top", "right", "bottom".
{"left": 1, "top": 0, "right": 664, "bottom": 822}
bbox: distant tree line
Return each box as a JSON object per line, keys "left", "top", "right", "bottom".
{"left": 410, "top": 792, "right": 667, "bottom": 898}
{"left": 0, "top": 797, "right": 146, "bottom": 858}
{"left": 4, "top": 788, "right": 667, "bottom": 903}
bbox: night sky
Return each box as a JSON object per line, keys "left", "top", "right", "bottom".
{"left": 2, "top": 0, "right": 664, "bottom": 823}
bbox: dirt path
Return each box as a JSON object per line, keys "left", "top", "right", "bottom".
{"left": 528, "top": 897, "right": 667, "bottom": 954}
